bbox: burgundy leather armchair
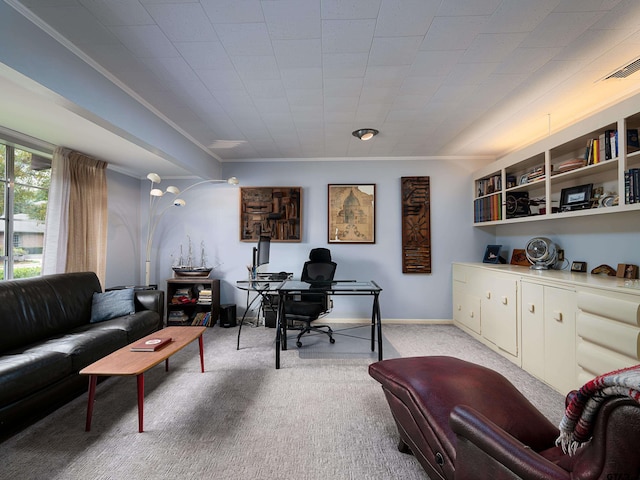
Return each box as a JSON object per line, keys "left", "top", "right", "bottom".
{"left": 369, "top": 356, "right": 640, "bottom": 480}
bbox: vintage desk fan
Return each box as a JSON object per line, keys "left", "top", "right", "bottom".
{"left": 525, "top": 237, "right": 557, "bottom": 270}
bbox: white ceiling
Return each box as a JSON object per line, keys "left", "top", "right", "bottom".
{"left": 4, "top": 0, "right": 640, "bottom": 177}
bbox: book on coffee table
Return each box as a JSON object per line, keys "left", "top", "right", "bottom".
{"left": 130, "top": 337, "right": 172, "bottom": 352}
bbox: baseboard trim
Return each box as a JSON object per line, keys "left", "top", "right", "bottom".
{"left": 327, "top": 318, "right": 453, "bottom": 325}
{"left": 236, "top": 316, "right": 454, "bottom": 326}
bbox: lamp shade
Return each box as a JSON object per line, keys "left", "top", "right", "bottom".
{"left": 146, "top": 173, "right": 161, "bottom": 183}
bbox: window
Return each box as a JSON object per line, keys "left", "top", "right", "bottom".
{"left": 1, "top": 142, "right": 51, "bottom": 280}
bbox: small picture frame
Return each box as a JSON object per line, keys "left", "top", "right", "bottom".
{"left": 617, "top": 263, "right": 639, "bottom": 279}
{"left": 483, "top": 245, "right": 503, "bottom": 264}
{"left": 571, "top": 261, "right": 587, "bottom": 273}
{"left": 560, "top": 183, "right": 593, "bottom": 212}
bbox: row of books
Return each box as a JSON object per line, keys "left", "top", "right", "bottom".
{"left": 585, "top": 129, "right": 639, "bottom": 165}
{"left": 476, "top": 174, "right": 501, "bottom": 197}
{"left": 625, "top": 168, "right": 640, "bottom": 204}
{"left": 168, "top": 309, "right": 213, "bottom": 326}
{"left": 474, "top": 193, "right": 502, "bottom": 223}
{"left": 586, "top": 130, "right": 617, "bottom": 164}
{"left": 191, "top": 312, "right": 212, "bottom": 326}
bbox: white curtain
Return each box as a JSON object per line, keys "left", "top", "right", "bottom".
{"left": 42, "top": 147, "right": 70, "bottom": 276}
{"left": 42, "top": 147, "right": 108, "bottom": 287}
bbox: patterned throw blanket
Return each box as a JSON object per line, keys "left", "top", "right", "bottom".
{"left": 556, "top": 364, "right": 640, "bottom": 456}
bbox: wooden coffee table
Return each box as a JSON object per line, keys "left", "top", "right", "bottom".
{"left": 80, "top": 326, "right": 207, "bottom": 433}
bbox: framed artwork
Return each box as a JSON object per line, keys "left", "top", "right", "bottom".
{"left": 401, "top": 176, "right": 431, "bottom": 273}
{"left": 483, "top": 244, "right": 503, "bottom": 264}
{"left": 510, "top": 248, "right": 530, "bottom": 266}
{"left": 239, "top": 187, "right": 301, "bottom": 242}
{"left": 571, "top": 261, "right": 588, "bottom": 273}
{"left": 616, "top": 263, "right": 639, "bottom": 279}
{"left": 328, "top": 184, "right": 375, "bottom": 243}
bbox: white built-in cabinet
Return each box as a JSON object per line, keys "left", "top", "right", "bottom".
{"left": 453, "top": 263, "right": 640, "bottom": 394}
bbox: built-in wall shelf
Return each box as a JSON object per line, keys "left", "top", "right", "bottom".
{"left": 473, "top": 102, "right": 640, "bottom": 226}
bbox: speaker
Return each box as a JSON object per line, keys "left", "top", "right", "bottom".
{"left": 219, "top": 304, "right": 237, "bottom": 328}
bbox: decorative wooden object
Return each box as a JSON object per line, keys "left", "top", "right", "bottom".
{"left": 240, "top": 187, "right": 301, "bottom": 242}
{"left": 401, "top": 176, "right": 431, "bottom": 273}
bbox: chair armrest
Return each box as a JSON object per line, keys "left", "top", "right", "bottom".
{"left": 135, "top": 290, "right": 165, "bottom": 320}
{"left": 450, "top": 405, "right": 569, "bottom": 480}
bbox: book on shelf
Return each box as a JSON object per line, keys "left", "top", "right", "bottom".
{"left": 130, "top": 337, "right": 172, "bottom": 352}
{"left": 476, "top": 174, "right": 501, "bottom": 197}
{"left": 625, "top": 168, "right": 640, "bottom": 204}
{"left": 600, "top": 130, "right": 618, "bottom": 160}
{"left": 191, "top": 311, "right": 211, "bottom": 326}
{"left": 628, "top": 129, "right": 639, "bottom": 153}
{"left": 168, "top": 310, "right": 189, "bottom": 323}
{"left": 474, "top": 193, "right": 502, "bottom": 222}
{"left": 172, "top": 287, "right": 195, "bottom": 305}
{"left": 197, "top": 289, "right": 212, "bottom": 304}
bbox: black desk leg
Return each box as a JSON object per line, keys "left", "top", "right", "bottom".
{"left": 370, "top": 298, "right": 376, "bottom": 352}
{"left": 275, "top": 295, "right": 282, "bottom": 369}
{"left": 374, "top": 293, "right": 383, "bottom": 361}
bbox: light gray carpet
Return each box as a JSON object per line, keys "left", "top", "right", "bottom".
{"left": 0, "top": 324, "right": 564, "bottom": 480}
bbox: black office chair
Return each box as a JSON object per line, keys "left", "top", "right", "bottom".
{"left": 284, "top": 248, "right": 337, "bottom": 348}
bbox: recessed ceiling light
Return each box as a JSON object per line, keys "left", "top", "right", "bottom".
{"left": 352, "top": 128, "right": 379, "bottom": 141}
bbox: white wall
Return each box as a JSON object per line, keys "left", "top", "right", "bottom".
{"left": 493, "top": 211, "right": 640, "bottom": 270}
{"left": 140, "top": 158, "right": 492, "bottom": 322}
{"left": 105, "top": 170, "right": 142, "bottom": 287}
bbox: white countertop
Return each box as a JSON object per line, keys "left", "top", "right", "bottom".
{"left": 454, "top": 262, "right": 640, "bottom": 295}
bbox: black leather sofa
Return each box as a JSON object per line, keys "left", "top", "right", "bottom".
{"left": 0, "top": 272, "right": 164, "bottom": 436}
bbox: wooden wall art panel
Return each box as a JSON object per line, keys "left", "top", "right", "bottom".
{"left": 401, "top": 176, "right": 431, "bottom": 273}
{"left": 240, "top": 187, "right": 301, "bottom": 242}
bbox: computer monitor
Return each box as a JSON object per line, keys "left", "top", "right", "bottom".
{"left": 252, "top": 235, "right": 271, "bottom": 274}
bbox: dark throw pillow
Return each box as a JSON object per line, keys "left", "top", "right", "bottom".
{"left": 90, "top": 288, "right": 135, "bottom": 323}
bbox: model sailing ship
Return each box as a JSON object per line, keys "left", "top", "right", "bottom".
{"left": 172, "top": 236, "right": 213, "bottom": 277}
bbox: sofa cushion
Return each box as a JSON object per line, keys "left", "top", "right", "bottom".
{"left": 80, "top": 310, "right": 160, "bottom": 343}
{"left": 90, "top": 288, "right": 135, "bottom": 323}
{"left": 0, "top": 351, "right": 73, "bottom": 405}
{"left": 24, "top": 329, "right": 127, "bottom": 371}
{"left": 0, "top": 272, "right": 101, "bottom": 354}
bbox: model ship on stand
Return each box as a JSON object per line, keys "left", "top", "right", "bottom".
{"left": 172, "top": 236, "right": 213, "bottom": 277}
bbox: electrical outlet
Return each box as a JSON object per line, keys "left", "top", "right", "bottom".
{"left": 557, "top": 249, "right": 564, "bottom": 262}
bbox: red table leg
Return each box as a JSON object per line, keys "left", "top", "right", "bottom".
{"left": 199, "top": 334, "right": 205, "bottom": 373}
{"left": 85, "top": 375, "right": 97, "bottom": 431}
{"left": 165, "top": 358, "right": 169, "bottom": 372}
{"left": 137, "top": 373, "right": 144, "bottom": 433}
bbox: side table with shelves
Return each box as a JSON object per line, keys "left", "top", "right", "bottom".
{"left": 166, "top": 278, "right": 220, "bottom": 327}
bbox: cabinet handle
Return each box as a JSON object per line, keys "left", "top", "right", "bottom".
{"left": 553, "top": 311, "right": 563, "bottom": 322}
{"left": 528, "top": 303, "right": 535, "bottom": 313}
{"left": 469, "top": 311, "right": 474, "bottom": 318}
{"left": 456, "top": 304, "right": 461, "bottom": 311}
{"left": 486, "top": 291, "right": 491, "bottom": 299}
{"left": 501, "top": 296, "right": 508, "bottom": 305}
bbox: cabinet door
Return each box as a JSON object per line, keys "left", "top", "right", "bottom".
{"left": 544, "top": 286, "right": 577, "bottom": 393}
{"left": 453, "top": 287, "right": 481, "bottom": 334}
{"left": 521, "top": 282, "right": 544, "bottom": 379}
{"left": 482, "top": 275, "right": 518, "bottom": 356}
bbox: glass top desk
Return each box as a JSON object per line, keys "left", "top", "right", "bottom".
{"left": 235, "top": 279, "right": 285, "bottom": 351}
{"left": 275, "top": 280, "right": 383, "bottom": 370}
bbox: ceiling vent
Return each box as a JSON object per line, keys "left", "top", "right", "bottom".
{"left": 604, "top": 56, "right": 640, "bottom": 80}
